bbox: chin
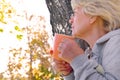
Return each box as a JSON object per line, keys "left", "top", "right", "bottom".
{"left": 72, "top": 33, "right": 82, "bottom": 38}
{"left": 72, "top": 33, "right": 78, "bottom": 37}
{"left": 72, "top": 32, "right": 75, "bottom": 36}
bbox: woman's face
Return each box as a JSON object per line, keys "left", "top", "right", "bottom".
{"left": 69, "top": 7, "right": 92, "bottom": 37}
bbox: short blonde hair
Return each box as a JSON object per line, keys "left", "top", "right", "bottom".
{"left": 71, "top": 0, "right": 120, "bottom": 31}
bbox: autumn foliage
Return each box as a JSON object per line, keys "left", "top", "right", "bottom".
{"left": 0, "top": 0, "right": 62, "bottom": 80}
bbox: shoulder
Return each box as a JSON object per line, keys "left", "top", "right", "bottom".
{"left": 102, "top": 33, "right": 120, "bottom": 59}
{"left": 102, "top": 34, "right": 120, "bottom": 80}
{"left": 106, "top": 34, "right": 120, "bottom": 48}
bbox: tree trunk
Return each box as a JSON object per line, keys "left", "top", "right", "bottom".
{"left": 45, "top": 0, "right": 73, "bottom": 36}
{"left": 45, "top": 0, "right": 90, "bottom": 50}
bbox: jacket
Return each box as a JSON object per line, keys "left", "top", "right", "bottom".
{"left": 64, "top": 29, "right": 120, "bottom": 80}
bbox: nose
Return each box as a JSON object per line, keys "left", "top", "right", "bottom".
{"left": 69, "top": 14, "right": 74, "bottom": 24}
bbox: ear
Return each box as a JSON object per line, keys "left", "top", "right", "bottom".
{"left": 89, "top": 16, "right": 97, "bottom": 24}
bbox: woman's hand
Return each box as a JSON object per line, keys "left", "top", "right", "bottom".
{"left": 58, "top": 38, "right": 84, "bottom": 63}
{"left": 52, "top": 59, "right": 73, "bottom": 76}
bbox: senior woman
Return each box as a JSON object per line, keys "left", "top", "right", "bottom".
{"left": 52, "top": 0, "right": 120, "bottom": 80}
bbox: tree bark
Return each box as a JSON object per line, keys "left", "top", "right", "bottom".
{"left": 45, "top": 0, "right": 73, "bottom": 36}
{"left": 45, "top": 0, "right": 90, "bottom": 50}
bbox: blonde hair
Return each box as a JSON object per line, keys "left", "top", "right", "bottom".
{"left": 71, "top": 0, "right": 120, "bottom": 31}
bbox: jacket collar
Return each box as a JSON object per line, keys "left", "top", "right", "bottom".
{"left": 96, "top": 29, "right": 120, "bottom": 44}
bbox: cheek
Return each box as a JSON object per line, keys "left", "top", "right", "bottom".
{"left": 73, "top": 22, "right": 90, "bottom": 36}
{"left": 72, "top": 16, "right": 90, "bottom": 36}
{"left": 72, "top": 26, "right": 80, "bottom": 36}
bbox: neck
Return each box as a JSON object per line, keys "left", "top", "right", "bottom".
{"left": 80, "top": 23, "right": 107, "bottom": 48}
{"left": 82, "top": 28, "right": 107, "bottom": 48}
{"left": 74, "top": 17, "right": 107, "bottom": 48}
{"left": 83, "top": 35, "right": 100, "bottom": 48}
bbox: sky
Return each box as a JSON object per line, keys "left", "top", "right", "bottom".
{"left": 0, "top": 0, "right": 52, "bottom": 73}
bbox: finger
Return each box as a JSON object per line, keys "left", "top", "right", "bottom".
{"left": 56, "top": 66, "right": 71, "bottom": 73}
{"left": 58, "top": 42, "right": 64, "bottom": 51}
{"left": 52, "top": 62, "right": 70, "bottom": 70}
{"left": 59, "top": 68, "right": 73, "bottom": 76}
{"left": 53, "top": 59, "right": 65, "bottom": 64}
{"left": 52, "top": 63, "right": 72, "bottom": 75}
{"left": 54, "top": 63, "right": 68, "bottom": 69}
{"left": 58, "top": 38, "right": 68, "bottom": 51}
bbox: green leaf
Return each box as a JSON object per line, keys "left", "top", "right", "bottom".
{"left": 16, "top": 34, "right": 23, "bottom": 40}
{"left": 14, "top": 26, "right": 21, "bottom": 31}
{"left": 0, "top": 28, "right": 4, "bottom": 32}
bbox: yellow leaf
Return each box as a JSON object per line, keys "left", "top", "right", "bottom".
{"left": 14, "top": 26, "right": 21, "bottom": 31}
{"left": 0, "top": 28, "right": 4, "bottom": 32}
{"left": 16, "top": 34, "right": 23, "bottom": 40}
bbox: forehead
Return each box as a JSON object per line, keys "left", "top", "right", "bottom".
{"left": 73, "top": 6, "right": 91, "bottom": 17}
{"left": 73, "top": 4, "right": 83, "bottom": 10}
{"left": 73, "top": 6, "right": 83, "bottom": 13}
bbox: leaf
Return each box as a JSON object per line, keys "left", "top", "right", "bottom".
{"left": 16, "top": 34, "right": 23, "bottom": 40}
{"left": 0, "top": 11, "right": 4, "bottom": 22}
{"left": 0, "top": 28, "right": 4, "bottom": 32}
{"left": 14, "top": 26, "right": 21, "bottom": 31}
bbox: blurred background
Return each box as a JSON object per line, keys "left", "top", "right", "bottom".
{"left": 0, "top": 0, "right": 54, "bottom": 80}
{"left": 0, "top": 0, "right": 72, "bottom": 80}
